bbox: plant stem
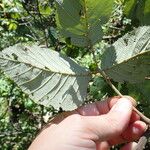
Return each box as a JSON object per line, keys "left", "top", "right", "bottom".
{"left": 99, "top": 67, "right": 150, "bottom": 124}
{"left": 91, "top": 47, "right": 150, "bottom": 125}
{"left": 91, "top": 48, "right": 150, "bottom": 150}
{"left": 97, "top": 68, "right": 122, "bottom": 96}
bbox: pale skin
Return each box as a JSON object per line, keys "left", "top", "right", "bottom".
{"left": 28, "top": 97, "right": 147, "bottom": 150}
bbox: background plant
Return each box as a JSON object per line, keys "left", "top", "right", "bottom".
{"left": 0, "top": 0, "right": 150, "bottom": 149}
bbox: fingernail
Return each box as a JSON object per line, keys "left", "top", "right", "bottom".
{"left": 123, "top": 96, "right": 137, "bottom": 106}
{"left": 133, "top": 121, "right": 147, "bottom": 135}
{"left": 111, "top": 98, "right": 132, "bottom": 112}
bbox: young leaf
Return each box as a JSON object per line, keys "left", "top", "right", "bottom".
{"left": 56, "top": 0, "right": 114, "bottom": 47}
{"left": 101, "top": 26, "right": 150, "bottom": 83}
{"left": 0, "top": 44, "right": 91, "bottom": 110}
{"left": 124, "top": 0, "right": 150, "bottom": 25}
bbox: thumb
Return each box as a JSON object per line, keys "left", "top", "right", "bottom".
{"left": 83, "top": 98, "right": 133, "bottom": 141}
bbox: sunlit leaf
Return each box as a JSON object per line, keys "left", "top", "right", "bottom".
{"left": 0, "top": 44, "right": 91, "bottom": 110}
{"left": 101, "top": 26, "right": 150, "bottom": 83}
{"left": 56, "top": 0, "right": 114, "bottom": 47}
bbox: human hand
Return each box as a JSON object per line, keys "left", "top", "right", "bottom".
{"left": 28, "top": 97, "right": 147, "bottom": 150}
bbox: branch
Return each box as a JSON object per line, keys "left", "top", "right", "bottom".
{"left": 90, "top": 46, "right": 150, "bottom": 150}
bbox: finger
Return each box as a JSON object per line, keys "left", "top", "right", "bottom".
{"left": 77, "top": 96, "right": 136, "bottom": 116}
{"left": 82, "top": 98, "right": 133, "bottom": 141}
{"left": 76, "top": 96, "right": 120, "bottom": 116}
{"left": 130, "top": 111, "right": 140, "bottom": 123}
{"left": 47, "top": 96, "right": 137, "bottom": 125}
{"left": 123, "top": 96, "right": 137, "bottom": 107}
{"left": 122, "top": 120, "right": 147, "bottom": 141}
{"left": 45, "top": 97, "right": 122, "bottom": 125}
{"left": 108, "top": 120, "right": 147, "bottom": 145}
{"left": 48, "top": 111, "right": 76, "bottom": 124}
{"left": 96, "top": 141, "right": 110, "bottom": 150}
{"left": 120, "top": 142, "right": 137, "bottom": 150}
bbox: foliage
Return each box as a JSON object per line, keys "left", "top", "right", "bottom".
{"left": 124, "top": 0, "right": 150, "bottom": 25}
{"left": 102, "top": 26, "right": 150, "bottom": 83}
{"left": 56, "top": 0, "right": 114, "bottom": 47}
{"left": 0, "top": 0, "right": 57, "bottom": 50}
{"left": 0, "top": 0, "right": 150, "bottom": 149}
{"left": 0, "top": 44, "right": 91, "bottom": 110}
{"left": 0, "top": 71, "right": 57, "bottom": 150}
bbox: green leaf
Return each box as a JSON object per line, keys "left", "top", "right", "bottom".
{"left": 127, "top": 81, "right": 150, "bottom": 116}
{"left": 101, "top": 26, "right": 150, "bottom": 83}
{"left": 133, "top": 80, "right": 150, "bottom": 100}
{"left": 124, "top": 0, "right": 150, "bottom": 25}
{"left": 0, "top": 44, "right": 91, "bottom": 110}
{"left": 0, "top": 98, "right": 8, "bottom": 119}
{"left": 56, "top": 0, "right": 114, "bottom": 47}
{"left": 39, "top": 4, "right": 52, "bottom": 17}
{"left": 8, "top": 22, "right": 17, "bottom": 31}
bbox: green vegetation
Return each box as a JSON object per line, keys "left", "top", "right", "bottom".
{"left": 0, "top": 0, "right": 150, "bottom": 149}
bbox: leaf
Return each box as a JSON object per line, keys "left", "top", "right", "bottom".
{"left": 126, "top": 81, "right": 150, "bottom": 116}
{"left": 101, "top": 26, "right": 150, "bottom": 83}
{"left": 56, "top": 0, "right": 114, "bottom": 47}
{"left": 39, "top": 3, "right": 52, "bottom": 17}
{"left": 0, "top": 44, "right": 91, "bottom": 110}
{"left": 8, "top": 22, "right": 17, "bottom": 31}
{"left": 134, "top": 81, "right": 150, "bottom": 100}
{"left": 124, "top": 0, "right": 150, "bottom": 25}
{"left": 0, "top": 98, "right": 8, "bottom": 119}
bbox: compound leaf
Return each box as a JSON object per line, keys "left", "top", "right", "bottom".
{"left": 0, "top": 44, "right": 91, "bottom": 110}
